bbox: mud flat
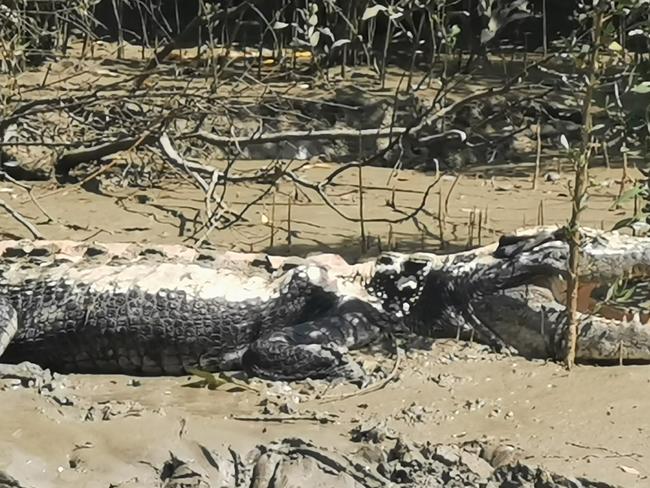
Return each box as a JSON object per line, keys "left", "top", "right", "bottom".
{"left": 2, "top": 44, "right": 648, "bottom": 486}
{"left": 0, "top": 340, "right": 648, "bottom": 487}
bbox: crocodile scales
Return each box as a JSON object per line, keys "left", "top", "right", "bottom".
{"left": 2, "top": 227, "right": 650, "bottom": 380}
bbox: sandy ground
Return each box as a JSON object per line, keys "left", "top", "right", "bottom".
{"left": 2, "top": 41, "right": 650, "bottom": 487}
{"left": 1, "top": 164, "right": 649, "bottom": 487}
{"left": 1, "top": 162, "right": 644, "bottom": 256}
{"left": 1, "top": 341, "right": 649, "bottom": 487}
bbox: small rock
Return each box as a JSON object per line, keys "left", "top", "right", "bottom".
{"left": 488, "top": 408, "right": 501, "bottom": 418}
{"left": 279, "top": 401, "right": 298, "bottom": 415}
{"left": 261, "top": 456, "right": 359, "bottom": 488}
{"left": 460, "top": 451, "right": 494, "bottom": 478}
{"left": 51, "top": 394, "right": 74, "bottom": 406}
{"left": 350, "top": 420, "right": 396, "bottom": 444}
{"left": 395, "top": 402, "right": 434, "bottom": 424}
{"left": 481, "top": 443, "right": 521, "bottom": 468}
{"left": 464, "top": 399, "right": 486, "bottom": 411}
{"left": 433, "top": 445, "right": 460, "bottom": 466}
{"left": 544, "top": 171, "right": 561, "bottom": 182}
{"left": 161, "top": 453, "right": 210, "bottom": 488}
{"left": 0, "top": 362, "right": 53, "bottom": 391}
{"left": 258, "top": 399, "right": 278, "bottom": 415}
{"left": 266, "top": 382, "right": 293, "bottom": 398}
{"left": 352, "top": 445, "right": 386, "bottom": 465}
{"left": 387, "top": 438, "right": 425, "bottom": 467}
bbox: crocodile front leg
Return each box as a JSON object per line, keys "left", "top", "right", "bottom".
{"left": 242, "top": 298, "right": 390, "bottom": 381}
{"left": 0, "top": 297, "right": 18, "bottom": 357}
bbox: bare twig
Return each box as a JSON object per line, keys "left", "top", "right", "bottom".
{"left": 444, "top": 174, "right": 461, "bottom": 215}
{"left": 0, "top": 198, "right": 43, "bottom": 239}
{"left": 319, "top": 346, "right": 403, "bottom": 404}
{"left": 533, "top": 118, "right": 542, "bottom": 189}
{"left": 231, "top": 413, "right": 336, "bottom": 423}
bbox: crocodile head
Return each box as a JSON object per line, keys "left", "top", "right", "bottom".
{"left": 366, "top": 227, "right": 650, "bottom": 349}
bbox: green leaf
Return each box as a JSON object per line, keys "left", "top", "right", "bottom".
{"left": 309, "top": 30, "right": 320, "bottom": 47}
{"left": 186, "top": 368, "right": 224, "bottom": 389}
{"left": 618, "top": 285, "right": 637, "bottom": 303}
{"left": 185, "top": 368, "right": 258, "bottom": 392}
{"left": 362, "top": 5, "right": 387, "bottom": 21}
{"left": 631, "top": 82, "right": 650, "bottom": 94}
{"left": 611, "top": 217, "right": 639, "bottom": 231}
{"left": 332, "top": 39, "right": 350, "bottom": 49}
{"left": 608, "top": 41, "right": 623, "bottom": 52}
{"left": 612, "top": 184, "right": 648, "bottom": 208}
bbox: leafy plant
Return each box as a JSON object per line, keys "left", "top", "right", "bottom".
{"left": 184, "top": 368, "right": 259, "bottom": 393}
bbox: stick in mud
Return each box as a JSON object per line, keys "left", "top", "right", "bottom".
{"left": 358, "top": 166, "right": 367, "bottom": 254}
{"left": 467, "top": 208, "right": 475, "bottom": 247}
{"left": 0, "top": 199, "right": 44, "bottom": 239}
{"left": 533, "top": 119, "right": 542, "bottom": 190}
{"left": 445, "top": 174, "right": 461, "bottom": 215}
{"left": 270, "top": 188, "right": 276, "bottom": 248}
{"left": 287, "top": 192, "right": 292, "bottom": 251}
{"left": 603, "top": 140, "right": 611, "bottom": 169}
{"left": 616, "top": 149, "right": 630, "bottom": 204}
{"left": 437, "top": 190, "right": 445, "bottom": 249}
{"left": 619, "top": 341, "right": 624, "bottom": 366}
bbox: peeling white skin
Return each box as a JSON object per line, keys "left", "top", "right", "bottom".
{"left": 2, "top": 226, "right": 650, "bottom": 307}
{"left": 0, "top": 299, "right": 17, "bottom": 356}
{"left": 3, "top": 262, "right": 283, "bottom": 302}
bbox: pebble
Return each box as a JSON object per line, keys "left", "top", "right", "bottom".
{"left": 544, "top": 171, "right": 562, "bottom": 182}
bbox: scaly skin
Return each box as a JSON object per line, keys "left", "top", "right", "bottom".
{"left": 0, "top": 246, "right": 393, "bottom": 379}
{"left": 1, "top": 227, "right": 650, "bottom": 380}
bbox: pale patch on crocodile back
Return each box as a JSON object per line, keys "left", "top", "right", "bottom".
{"left": 3, "top": 262, "right": 278, "bottom": 302}
{"left": 0, "top": 297, "right": 18, "bottom": 355}
{"left": 581, "top": 230, "right": 650, "bottom": 279}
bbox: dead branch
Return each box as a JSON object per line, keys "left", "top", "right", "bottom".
{"left": 133, "top": 14, "right": 204, "bottom": 90}
{"left": 0, "top": 173, "right": 53, "bottom": 223}
{"left": 230, "top": 413, "right": 336, "bottom": 423}
{"left": 319, "top": 346, "right": 404, "bottom": 404}
{"left": 0, "top": 198, "right": 44, "bottom": 239}
{"left": 55, "top": 137, "right": 155, "bottom": 178}
{"left": 285, "top": 169, "right": 441, "bottom": 224}
{"left": 189, "top": 127, "right": 408, "bottom": 146}
{"left": 187, "top": 126, "right": 471, "bottom": 149}
{"left": 157, "top": 133, "right": 213, "bottom": 191}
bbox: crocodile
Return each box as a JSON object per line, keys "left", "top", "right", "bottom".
{"left": 1, "top": 227, "right": 650, "bottom": 380}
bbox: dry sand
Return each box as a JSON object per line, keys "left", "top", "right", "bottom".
{"left": 1, "top": 165, "right": 649, "bottom": 487}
